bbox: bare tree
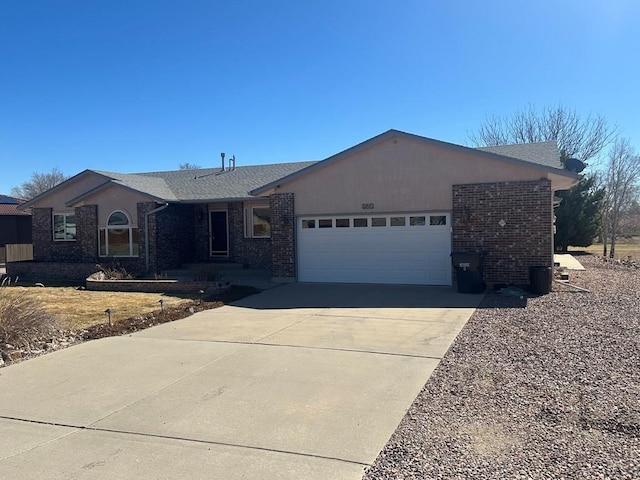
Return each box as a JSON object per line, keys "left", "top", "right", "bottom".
{"left": 618, "top": 201, "right": 640, "bottom": 237}
{"left": 179, "top": 162, "right": 201, "bottom": 170}
{"left": 10, "top": 167, "right": 68, "bottom": 200}
{"left": 469, "top": 104, "right": 617, "bottom": 163}
{"left": 600, "top": 138, "right": 640, "bottom": 257}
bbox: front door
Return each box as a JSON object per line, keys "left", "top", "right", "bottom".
{"left": 210, "top": 210, "right": 229, "bottom": 256}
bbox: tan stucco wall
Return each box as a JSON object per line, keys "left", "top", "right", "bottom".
{"left": 276, "top": 137, "right": 560, "bottom": 216}
{"left": 29, "top": 172, "right": 107, "bottom": 213}
{"left": 78, "top": 186, "right": 152, "bottom": 226}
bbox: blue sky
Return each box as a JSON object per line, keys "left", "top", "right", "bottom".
{"left": 1, "top": 0, "right": 638, "bottom": 194}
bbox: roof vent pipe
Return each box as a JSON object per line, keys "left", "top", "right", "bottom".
{"left": 220, "top": 152, "right": 225, "bottom": 171}
{"left": 230, "top": 155, "right": 236, "bottom": 170}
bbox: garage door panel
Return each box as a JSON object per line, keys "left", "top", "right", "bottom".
{"left": 297, "top": 213, "right": 452, "bottom": 285}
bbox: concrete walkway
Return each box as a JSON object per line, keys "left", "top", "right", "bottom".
{"left": 554, "top": 254, "right": 586, "bottom": 270}
{"left": 0, "top": 283, "right": 481, "bottom": 479}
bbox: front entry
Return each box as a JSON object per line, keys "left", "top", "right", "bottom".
{"left": 210, "top": 210, "right": 229, "bottom": 257}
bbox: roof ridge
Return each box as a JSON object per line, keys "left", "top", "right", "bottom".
{"left": 476, "top": 140, "right": 557, "bottom": 148}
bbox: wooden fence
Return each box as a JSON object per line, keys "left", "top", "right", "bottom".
{"left": 5, "top": 243, "right": 33, "bottom": 262}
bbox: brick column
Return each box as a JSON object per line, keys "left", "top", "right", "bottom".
{"left": 31, "top": 208, "right": 52, "bottom": 261}
{"left": 76, "top": 205, "right": 98, "bottom": 262}
{"left": 269, "top": 193, "right": 295, "bottom": 281}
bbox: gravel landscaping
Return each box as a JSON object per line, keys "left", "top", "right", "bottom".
{"left": 365, "top": 254, "right": 639, "bottom": 480}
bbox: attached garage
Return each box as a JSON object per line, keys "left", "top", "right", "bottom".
{"left": 248, "top": 129, "right": 578, "bottom": 287}
{"left": 297, "top": 212, "right": 451, "bottom": 285}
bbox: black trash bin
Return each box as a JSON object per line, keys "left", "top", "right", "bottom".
{"left": 529, "top": 266, "right": 551, "bottom": 295}
{"left": 451, "top": 252, "right": 486, "bottom": 294}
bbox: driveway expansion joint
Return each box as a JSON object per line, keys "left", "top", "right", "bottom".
{"left": 142, "top": 337, "right": 443, "bottom": 359}
{"left": 0, "top": 415, "right": 371, "bottom": 468}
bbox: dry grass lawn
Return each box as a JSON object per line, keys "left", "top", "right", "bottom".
{"left": 571, "top": 237, "right": 640, "bottom": 260}
{"left": 0, "top": 287, "right": 192, "bottom": 331}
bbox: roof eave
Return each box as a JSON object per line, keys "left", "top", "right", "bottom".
{"left": 17, "top": 169, "right": 116, "bottom": 210}
{"left": 175, "top": 196, "right": 266, "bottom": 204}
{"left": 66, "top": 180, "right": 171, "bottom": 207}
{"left": 548, "top": 170, "right": 580, "bottom": 191}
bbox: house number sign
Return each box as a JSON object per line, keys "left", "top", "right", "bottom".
{"left": 361, "top": 203, "right": 374, "bottom": 210}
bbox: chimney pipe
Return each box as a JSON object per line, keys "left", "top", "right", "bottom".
{"left": 230, "top": 155, "right": 236, "bottom": 170}
{"left": 220, "top": 152, "right": 225, "bottom": 171}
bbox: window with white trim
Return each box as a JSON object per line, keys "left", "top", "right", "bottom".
{"left": 245, "top": 206, "right": 271, "bottom": 238}
{"left": 99, "top": 210, "right": 139, "bottom": 257}
{"left": 53, "top": 213, "right": 76, "bottom": 241}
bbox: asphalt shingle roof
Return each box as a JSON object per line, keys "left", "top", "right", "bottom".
{"left": 0, "top": 204, "right": 31, "bottom": 216}
{"left": 85, "top": 134, "right": 566, "bottom": 204}
{"left": 92, "top": 161, "right": 317, "bottom": 202}
{"left": 476, "top": 141, "right": 563, "bottom": 169}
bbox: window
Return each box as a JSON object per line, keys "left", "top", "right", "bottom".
{"left": 353, "top": 218, "right": 368, "bottom": 227}
{"left": 430, "top": 215, "right": 447, "bottom": 226}
{"left": 319, "top": 219, "right": 332, "bottom": 228}
{"left": 245, "top": 206, "right": 271, "bottom": 237}
{"left": 53, "top": 213, "right": 76, "bottom": 241}
{"left": 410, "top": 216, "right": 426, "bottom": 226}
{"left": 99, "top": 210, "right": 138, "bottom": 257}
{"left": 390, "top": 216, "right": 406, "bottom": 226}
{"left": 335, "top": 218, "right": 350, "bottom": 228}
{"left": 251, "top": 207, "right": 271, "bottom": 237}
{"left": 302, "top": 219, "right": 316, "bottom": 229}
{"left": 372, "top": 217, "right": 387, "bottom": 227}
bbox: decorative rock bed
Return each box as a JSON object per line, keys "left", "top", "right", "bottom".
{"left": 364, "top": 254, "right": 640, "bottom": 479}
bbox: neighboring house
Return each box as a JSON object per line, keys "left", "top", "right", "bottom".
{"left": 0, "top": 195, "right": 32, "bottom": 262}
{"left": 13, "top": 130, "right": 578, "bottom": 286}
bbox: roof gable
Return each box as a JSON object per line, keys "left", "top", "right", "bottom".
{"left": 19, "top": 170, "right": 113, "bottom": 210}
{"left": 251, "top": 129, "right": 573, "bottom": 195}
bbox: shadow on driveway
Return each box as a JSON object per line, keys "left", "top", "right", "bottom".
{"left": 230, "top": 283, "right": 488, "bottom": 310}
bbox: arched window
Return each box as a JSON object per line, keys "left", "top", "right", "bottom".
{"left": 99, "top": 210, "right": 139, "bottom": 257}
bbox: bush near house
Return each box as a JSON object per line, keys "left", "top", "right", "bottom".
{"left": 0, "top": 293, "right": 60, "bottom": 352}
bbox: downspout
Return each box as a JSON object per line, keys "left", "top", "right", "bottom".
{"left": 145, "top": 203, "right": 169, "bottom": 272}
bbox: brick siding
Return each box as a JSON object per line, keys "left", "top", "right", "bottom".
{"left": 228, "top": 202, "right": 272, "bottom": 269}
{"left": 155, "top": 203, "right": 196, "bottom": 272}
{"left": 32, "top": 206, "right": 98, "bottom": 263}
{"left": 452, "top": 179, "right": 553, "bottom": 286}
{"left": 193, "top": 204, "right": 210, "bottom": 262}
{"left": 86, "top": 278, "right": 230, "bottom": 294}
{"left": 7, "top": 261, "right": 97, "bottom": 283}
{"left": 269, "top": 193, "right": 295, "bottom": 279}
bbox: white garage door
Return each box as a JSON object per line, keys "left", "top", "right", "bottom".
{"left": 297, "top": 213, "right": 451, "bottom": 285}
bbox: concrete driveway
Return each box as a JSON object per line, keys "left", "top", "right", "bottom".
{"left": 0, "top": 283, "right": 481, "bottom": 479}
